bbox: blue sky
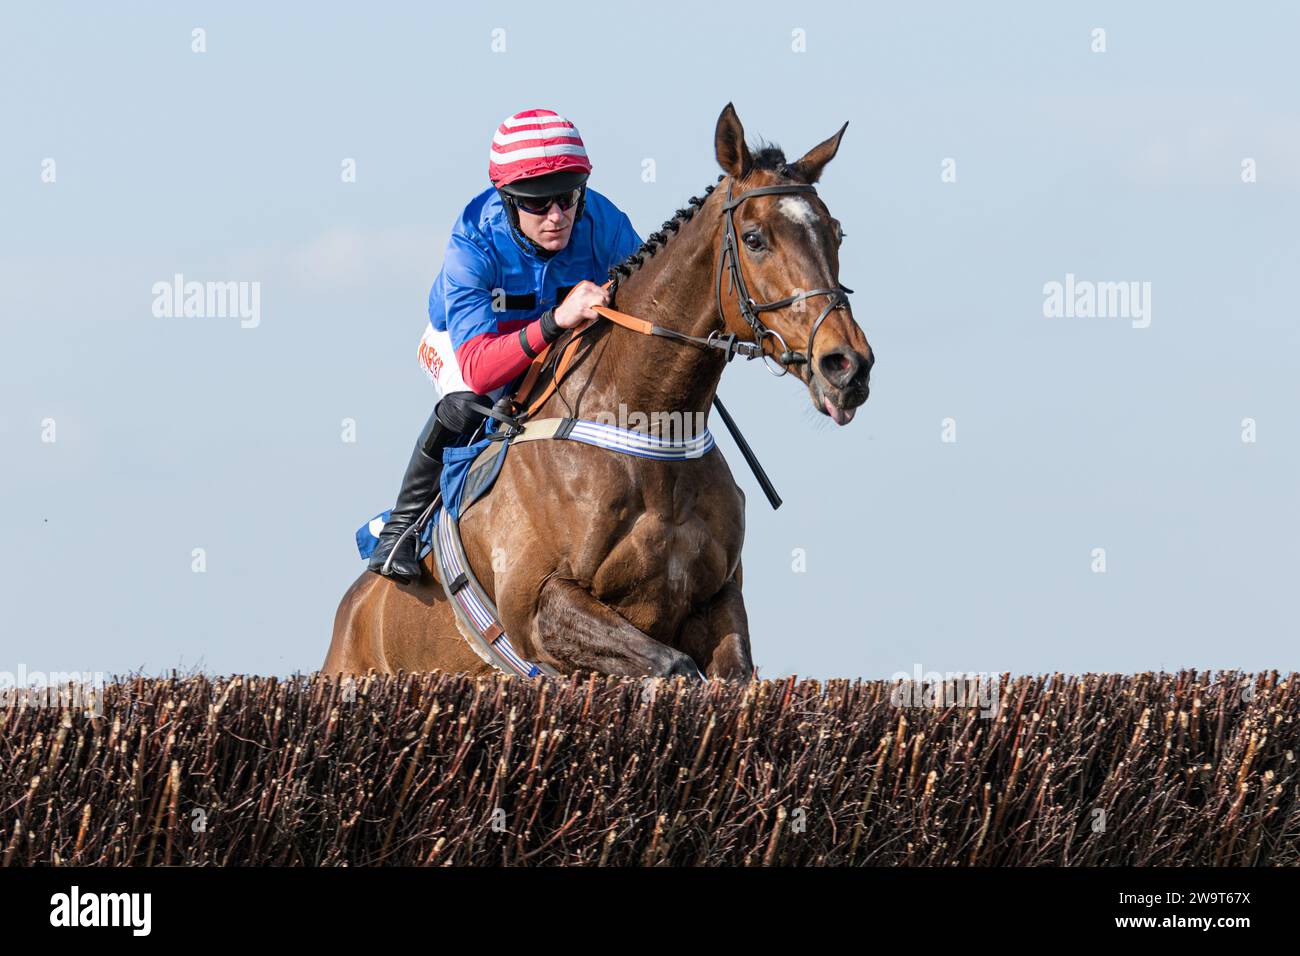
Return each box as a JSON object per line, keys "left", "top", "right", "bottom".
{"left": 2, "top": 1, "right": 1297, "bottom": 679}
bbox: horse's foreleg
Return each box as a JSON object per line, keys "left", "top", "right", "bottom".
{"left": 678, "top": 576, "right": 754, "bottom": 681}
{"left": 529, "top": 577, "right": 704, "bottom": 679}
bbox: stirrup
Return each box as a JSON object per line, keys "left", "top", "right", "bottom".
{"left": 375, "top": 494, "right": 441, "bottom": 579}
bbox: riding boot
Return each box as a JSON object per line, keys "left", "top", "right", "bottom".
{"left": 367, "top": 407, "right": 459, "bottom": 583}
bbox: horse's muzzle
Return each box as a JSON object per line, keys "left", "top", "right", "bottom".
{"left": 811, "top": 344, "right": 872, "bottom": 424}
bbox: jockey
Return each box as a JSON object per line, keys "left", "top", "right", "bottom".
{"left": 368, "top": 108, "right": 644, "bottom": 582}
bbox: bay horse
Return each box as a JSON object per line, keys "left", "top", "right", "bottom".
{"left": 323, "top": 104, "right": 874, "bottom": 680}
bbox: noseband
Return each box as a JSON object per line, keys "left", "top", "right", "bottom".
{"left": 715, "top": 181, "right": 853, "bottom": 376}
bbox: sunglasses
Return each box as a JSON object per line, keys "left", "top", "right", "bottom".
{"left": 510, "top": 187, "right": 583, "bottom": 216}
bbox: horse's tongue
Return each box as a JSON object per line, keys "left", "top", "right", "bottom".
{"left": 823, "top": 396, "right": 856, "bottom": 426}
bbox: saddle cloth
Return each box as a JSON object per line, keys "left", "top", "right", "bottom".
{"left": 354, "top": 429, "right": 507, "bottom": 560}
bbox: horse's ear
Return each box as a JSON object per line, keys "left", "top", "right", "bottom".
{"left": 789, "top": 121, "right": 848, "bottom": 184}
{"left": 715, "top": 103, "right": 752, "bottom": 180}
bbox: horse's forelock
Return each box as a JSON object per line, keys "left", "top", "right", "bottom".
{"left": 745, "top": 143, "right": 798, "bottom": 182}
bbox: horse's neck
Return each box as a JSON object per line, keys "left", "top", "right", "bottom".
{"left": 551, "top": 195, "right": 728, "bottom": 424}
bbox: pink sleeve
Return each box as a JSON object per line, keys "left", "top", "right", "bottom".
{"left": 455, "top": 321, "right": 548, "bottom": 394}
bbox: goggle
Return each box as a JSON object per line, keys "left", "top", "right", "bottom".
{"left": 510, "top": 187, "right": 583, "bottom": 216}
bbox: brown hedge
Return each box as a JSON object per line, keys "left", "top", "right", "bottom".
{"left": 2, "top": 670, "right": 1297, "bottom": 866}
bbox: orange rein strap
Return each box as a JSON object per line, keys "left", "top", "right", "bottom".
{"left": 508, "top": 283, "right": 763, "bottom": 419}
{"left": 590, "top": 304, "right": 655, "bottom": 336}
{"left": 511, "top": 306, "right": 669, "bottom": 419}
{"left": 509, "top": 281, "right": 634, "bottom": 419}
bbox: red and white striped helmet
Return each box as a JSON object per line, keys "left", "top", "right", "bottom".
{"left": 489, "top": 108, "right": 592, "bottom": 191}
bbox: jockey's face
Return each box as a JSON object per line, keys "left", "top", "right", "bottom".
{"left": 515, "top": 198, "right": 574, "bottom": 252}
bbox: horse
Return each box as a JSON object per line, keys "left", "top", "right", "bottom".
{"left": 323, "top": 103, "right": 874, "bottom": 680}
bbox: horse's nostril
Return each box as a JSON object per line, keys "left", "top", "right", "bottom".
{"left": 818, "top": 348, "right": 859, "bottom": 387}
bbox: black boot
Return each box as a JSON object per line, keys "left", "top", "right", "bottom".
{"left": 368, "top": 407, "right": 459, "bottom": 583}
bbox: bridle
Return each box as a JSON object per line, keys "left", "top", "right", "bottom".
{"left": 714, "top": 180, "right": 854, "bottom": 376}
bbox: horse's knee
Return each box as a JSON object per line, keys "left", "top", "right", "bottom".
{"left": 655, "top": 647, "right": 706, "bottom": 681}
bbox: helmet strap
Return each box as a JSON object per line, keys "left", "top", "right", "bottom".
{"left": 497, "top": 185, "right": 587, "bottom": 260}
{"left": 499, "top": 190, "right": 556, "bottom": 260}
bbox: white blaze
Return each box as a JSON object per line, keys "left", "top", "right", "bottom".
{"left": 778, "top": 196, "right": 819, "bottom": 247}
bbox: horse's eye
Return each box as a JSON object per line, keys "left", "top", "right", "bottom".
{"left": 743, "top": 231, "right": 765, "bottom": 252}
{"left": 831, "top": 220, "right": 845, "bottom": 244}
